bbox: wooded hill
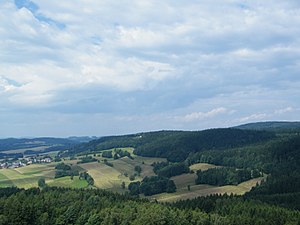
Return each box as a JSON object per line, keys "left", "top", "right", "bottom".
{"left": 65, "top": 122, "right": 300, "bottom": 211}
{"left": 68, "top": 128, "right": 275, "bottom": 162}
{"left": 234, "top": 121, "right": 300, "bottom": 131}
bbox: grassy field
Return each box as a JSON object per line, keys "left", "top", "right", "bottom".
{"left": 149, "top": 175, "right": 267, "bottom": 202}
{"left": 1, "top": 146, "right": 49, "bottom": 154}
{"left": 47, "top": 176, "right": 88, "bottom": 188}
{"left": 189, "top": 163, "right": 221, "bottom": 172}
{"left": 0, "top": 163, "right": 57, "bottom": 188}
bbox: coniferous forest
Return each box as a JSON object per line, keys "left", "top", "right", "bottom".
{"left": 0, "top": 187, "right": 299, "bottom": 225}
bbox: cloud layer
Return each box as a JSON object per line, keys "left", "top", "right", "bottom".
{"left": 0, "top": 0, "right": 300, "bottom": 136}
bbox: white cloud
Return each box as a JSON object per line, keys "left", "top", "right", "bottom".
{"left": 239, "top": 113, "right": 268, "bottom": 123}
{"left": 181, "top": 107, "right": 228, "bottom": 122}
{"left": 274, "top": 107, "right": 294, "bottom": 114}
{"left": 0, "top": 0, "right": 300, "bottom": 136}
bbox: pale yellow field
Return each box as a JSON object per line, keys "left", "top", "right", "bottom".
{"left": 78, "top": 162, "right": 128, "bottom": 190}
{"left": 150, "top": 175, "right": 266, "bottom": 202}
{"left": 133, "top": 155, "right": 167, "bottom": 165}
{"left": 171, "top": 173, "right": 197, "bottom": 189}
{"left": 1, "top": 146, "right": 49, "bottom": 154}
{"left": 189, "top": 163, "right": 221, "bottom": 172}
{"left": 47, "top": 176, "right": 88, "bottom": 188}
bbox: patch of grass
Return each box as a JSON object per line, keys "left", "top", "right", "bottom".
{"left": 78, "top": 162, "right": 124, "bottom": 190}
{"left": 171, "top": 173, "right": 197, "bottom": 190}
{"left": 189, "top": 163, "right": 221, "bottom": 172}
{"left": 0, "top": 172, "right": 14, "bottom": 187}
{"left": 0, "top": 163, "right": 58, "bottom": 189}
{"left": 15, "top": 163, "right": 56, "bottom": 176}
{"left": 48, "top": 176, "right": 88, "bottom": 188}
{"left": 150, "top": 176, "right": 266, "bottom": 202}
{"left": 2, "top": 146, "right": 49, "bottom": 154}
{"left": 0, "top": 169, "right": 42, "bottom": 189}
{"left": 133, "top": 156, "right": 167, "bottom": 165}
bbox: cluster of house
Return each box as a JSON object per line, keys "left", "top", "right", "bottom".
{"left": 0, "top": 156, "right": 52, "bottom": 169}
{"left": 0, "top": 161, "right": 26, "bottom": 169}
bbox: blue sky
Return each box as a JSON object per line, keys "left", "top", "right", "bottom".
{"left": 0, "top": 0, "right": 300, "bottom": 137}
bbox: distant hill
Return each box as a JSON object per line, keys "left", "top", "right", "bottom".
{"left": 68, "top": 128, "right": 275, "bottom": 162}
{"left": 0, "top": 137, "right": 84, "bottom": 159}
{"left": 234, "top": 121, "right": 300, "bottom": 131}
{"left": 67, "top": 136, "right": 99, "bottom": 143}
{"left": 0, "top": 136, "right": 99, "bottom": 153}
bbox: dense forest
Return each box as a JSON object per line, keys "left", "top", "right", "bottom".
{"left": 195, "top": 167, "right": 261, "bottom": 186}
{"left": 68, "top": 128, "right": 275, "bottom": 162}
{"left": 234, "top": 121, "right": 300, "bottom": 131}
{"left": 0, "top": 187, "right": 299, "bottom": 225}
{"left": 128, "top": 176, "right": 176, "bottom": 196}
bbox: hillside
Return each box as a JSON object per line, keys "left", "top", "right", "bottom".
{"left": 68, "top": 128, "right": 275, "bottom": 162}
{"left": 0, "top": 137, "right": 94, "bottom": 159}
{"left": 0, "top": 137, "right": 79, "bottom": 152}
{"left": 234, "top": 121, "right": 300, "bottom": 131}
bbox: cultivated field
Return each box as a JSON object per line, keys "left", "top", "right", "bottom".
{"left": 148, "top": 174, "right": 267, "bottom": 202}
{"left": 0, "top": 148, "right": 266, "bottom": 201}
{"left": 1, "top": 146, "right": 49, "bottom": 154}
{"left": 47, "top": 176, "right": 88, "bottom": 188}
{"left": 0, "top": 163, "right": 56, "bottom": 188}
{"left": 189, "top": 163, "right": 221, "bottom": 172}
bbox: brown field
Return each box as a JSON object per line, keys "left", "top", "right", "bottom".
{"left": 189, "top": 163, "right": 221, "bottom": 172}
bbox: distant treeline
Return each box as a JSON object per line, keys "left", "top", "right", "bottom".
{"left": 0, "top": 152, "right": 23, "bottom": 159}
{"left": 0, "top": 137, "right": 78, "bottom": 152}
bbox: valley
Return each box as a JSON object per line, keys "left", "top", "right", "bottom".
{"left": 0, "top": 147, "right": 266, "bottom": 201}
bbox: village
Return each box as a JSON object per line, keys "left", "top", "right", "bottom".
{"left": 0, "top": 155, "right": 52, "bottom": 169}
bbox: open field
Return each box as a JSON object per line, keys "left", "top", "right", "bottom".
{"left": 1, "top": 146, "right": 49, "bottom": 154}
{"left": 47, "top": 176, "right": 88, "bottom": 188}
{"left": 78, "top": 162, "right": 123, "bottom": 189}
{"left": 0, "top": 150, "right": 267, "bottom": 202}
{"left": 149, "top": 174, "right": 267, "bottom": 202}
{"left": 0, "top": 163, "right": 57, "bottom": 188}
{"left": 189, "top": 163, "right": 221, "bottom": 172}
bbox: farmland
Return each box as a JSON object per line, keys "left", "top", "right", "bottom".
{"left": 0, "top": 148, "right": 265, "bottom": 202}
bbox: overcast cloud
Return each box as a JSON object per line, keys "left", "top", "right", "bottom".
{"left": 0, "top": 0, "right": 300, "bottom": 137}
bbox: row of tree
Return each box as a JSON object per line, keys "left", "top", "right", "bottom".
{"left": 79, "top": 172, "right": 94, "bottom": 186}
{"left": 128, "top": 176, "right": 176, "bottom": 196}
{"left": 152, "top": 161, "right": 190, "bottom": 177}
{"left": 54, "top": 163, "right": 79, "bottom": 178}
{"left": 196, "top": 167, "right": 261, "bottom": 186}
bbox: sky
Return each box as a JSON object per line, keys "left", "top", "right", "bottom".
{"left": 0, "top": 0, "right": 300, "bottom": 137}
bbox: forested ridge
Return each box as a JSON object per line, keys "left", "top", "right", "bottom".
{"left": 68, "top": 128, "right": 275, "bottom": 162}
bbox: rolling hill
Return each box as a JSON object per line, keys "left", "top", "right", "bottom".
{"left": 68, "top": 128, "right": 275, "bottom": 162}
{"left": 234, "top": 121, "right": 300, "bottom": 131}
